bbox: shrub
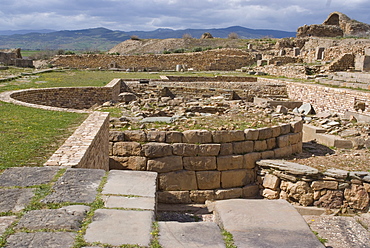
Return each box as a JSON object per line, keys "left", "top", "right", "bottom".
{"left": 192, "top": 47, "right": 203, "bottom": 52}
{"left": 173, "top": 48, "right": 185, "bottom": 53}
{"left": 182, "top": 33, "right": 193, "bottom": 39}
{"left": 228, "top": 32, "right": 239, "bottom": 39}
{"left": 130, "top": 35, "right": 140, "bottom": 40}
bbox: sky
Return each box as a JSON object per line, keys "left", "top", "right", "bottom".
{"left": 0, "top": 0, "right": 370, "bottom": 32}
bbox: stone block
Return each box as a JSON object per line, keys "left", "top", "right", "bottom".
{"left": 258, "top": 127, "right": 273, "bottom": 140}
{"left": 274, "top": 146, "right": 293, "bottom": 158}
{"left": 212, "top": 130, "right": 245, "bottom": 143}
{"left": 244, "top": 129, "right": 259, "bottom": 140}
{"left": 147, "top": 156, "right": 183, "bottom": 173}
{"left": 232, "top": 141, "right": 254, "bottom": 154}
{"left": 280, "top": 124, "right": 291, "bottom": 135}
{"left": 217, "top": 155, "right": 244, "bottom": 171}
{"left": 190, "top": 190, "right": 216, "bottom": 203}
{"left": 166, "top": 131, "right": 183, "bottom": 143}
{"left": 243, "top": 152, "right": 261, "bottom": 169}
{"left": 311, "top": 181, "right": 338, "bottom": 190}
{"left": 109, "top": 156, "right": 147, "bottom": 170}
{"left": 292, "top": 142, "right": 303, "bottom": 154}
{"left": 289, "top": 132, "right": 302, "bottom": 144}
{"left": 219, "top": 143, "right": 233, "bottom": 155}
{"left": 112, "top": 142, "right": 142, "bottom": 156}
{"left": 242, "top": 185, "right": 260, "bottom": 198}
{"left": 109, "top": 131, "right": 125, "bottom": 142}
{"left": 276, "top": 134, "right": 291, "bottom": 148}
{"left": 183, "top": 156, "right": 217, "bottom": 171}
{"left": 344, "top": 184, "right": 369, "bottom": 211}
{"left": 172, "top": 143, "right": 198, "bottom": 156}
{"left": 196, "top": 171, "right": 221, "bottom": 189}
{"left": 142, "top": 142, "right": 172, "bottom": 158}
{"left": 183, "top": 130, "right": 212, "bottom": 144}
{"left": 254, "top": 140, "right": 267, "bottom": 151}
{"left": 290, "top": 121, "right": 303, "bottom": 133}
{"left": 123, "top": 130, "right": 147, "bottom": 142}
{"left": 215, "top": 188, "right": 242, "bottom": 200}
{"left": 197, "top": 144, "right": 221, "bottom": 156}
{"left": 221, "top": 169, "right": 253, "bottom": 188}
{"left": 263, "top": 174, "right": 281, "bottom": 190}
{"left": 261, "top": 150, "right": 275, "bottom": 159}
{"left": 146, "top": 131, "right": 166, "bottom": 142}
{"left": 159, "top": 170, "right": 197, "bottom": 191}
{"left": 262, "top": 189, "right": 280, "bottom": 199}
{"left": 271, "top": 126, "right": 281, "bottom": 138}
{"left": 266, "top": 138, "right": 276, "bottom": 150}
{"left": 157, "top": 191, "right": 191, "bottom": 204}
{"left": 109, "top": 142, "right": 113, "bottom": 156}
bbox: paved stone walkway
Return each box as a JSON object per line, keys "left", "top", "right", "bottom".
{"left": 1, "top": 166, "right": 368, "bottom": 248}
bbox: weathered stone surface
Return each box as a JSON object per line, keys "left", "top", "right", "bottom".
{"left": 142, "top": 142, "right": 172, "bottom": 158}
{"left": 215, "top": 188, "right": 242, "bottom": 200}
{"left": 109, "top": 156, "right": 147, "bottom": 170}
{"left": 172, "top": 143, "right": 197, "bottom": 156}
{"left": 274, "top": 146, "right": 293, "bottom": 158}
{"left": 311, "top": 181, "right": 338, "bottom": 190}
{"left": 140, "top": 117, "right": 174, "bottom": 124}
{"left": 291, "top": 121, "right": 303, "bottom": 133}
{"left": 190, "top": 190, "right": 216, "bottom": 203}
{"left": 257, "top": 160, "right": 319, "bottom": 175}
{"left": 147, "top": 131, "right": 166, "bottom": 142}
{"left": 16, "top": 205, "right": 90, "bottom": 231}
{"left": 157, "top": 191, "right": 191, "bottom": 204}
{"left": 242, "top": 185, "right": 259, "bottom": 198}
{"left": 272, "top": 170, "right": 298, "bottom": 182}
{"left": 183, "top": 130, "right": 212, "bottom": 143}
{"left": 42, "top": 168, "right": 105, "bottom": 204}
{"left": 165, "top": 131, "right": 183, "bottom": 143}
{"left": 244, "top": 129, "right": 259, "bottom": 140}
{"left": 217, "top": 155, "right": 243, "bottom": 171}
{"left": 112, "top": 142, "right": 142, "bottom": 156}
{"left": 103, "top": 195, "right": 155, "bottom": 210}
{"left": 159, "top": 170, "right": 197, "bottom": 191}
{"left": 0, "top": 216, "right": 17, "bottom": 236}
{"left": 0, "top": 167, "right": 59, "bottom": 187}
{"left": 212, "top": 130, "right": 244, "bottom": 143}
{"left": 258, "top": 127, "right": 273, "bottom": 140}
{"left": 0, "top": 188, "right": 34, "bottom": 213}
{"left": 109, "top": 131, "right": 125, "bottom": 142}
{"left": 280, "top": 123, "right": 291, "bottom": 135}
{"left": 6, "top": 232, "right": 76, "bottom": 248}
{"left": 232, "top": 141, "right": 254, "bottom": 154}
{"left": 314, "top": 190, "right": 344, "bottom": 209}
{"left": 262, "top": 189, "right": 280, "bottom": 199}
{"left": 219, "top": 143, "right": 233, "bottom": 155}
{"left": 344, "top": 184, "right": 370, "bottom": 211}
{"left": 196, "top": 171, "right": 221, "bottom": 189}
{"left": 147, "top": 156, "right": 183, "bottom": 173}
{"left": 123, "top": 130, "right": 147, "bottom": 142}
{"left": 197, "top": 144, "right": 220, "bottom": 156}
{"left": 260, "top": 150, "right": 275, "bottom": 159}
{"left": 288, "top": 181, "right": 314, "bottom": 206}
{"left": 221, "top": 169, "right": 252, "bottom": 188}
{"left": 263, "top": 174, "right": 281, "bottom": 190}
{"left": 118, "top": 92, "right": 137, "bottom": 103}
{"left": 183, "top": 156, "right": 217, "bottom": 171}
{"left": 276, "top": 134, "right": 291, "bottom": 148}
{"left": 254, "top": 140, "right": 267, "bottom": 151}
{"left": 324, "top": 168, "right": 349, "bottom": 179}
{"left": 266, "top": 138, "right": 276, "bottom": 150}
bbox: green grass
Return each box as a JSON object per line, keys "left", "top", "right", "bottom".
{"left": 0, "top": 102, "right": 87, "bottom": 170}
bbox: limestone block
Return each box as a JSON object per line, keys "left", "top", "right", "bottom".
{"left": 219, "top": 143, "right": 233, "bottom": 155}
{"left": 274, "top": 146, "right": 293, "bottom": 158}
{"left": 109, "top": 131, "right": 125, "bottom": 142}
{"left": 197, "top": 144, "right": 221, "bottom": 156}
{"left": 183, "top": 157, "right": 217, "bottom": 171}
{"left": 254, "top": 140, "right": 267, "bottom": 152}
{"left": 196, "top": 171, "right": 221, "bottom": 189}
{"left": 142, "top": 143, "right": 172, "bottom": 158}
{"left": 212, "top": 130, "right": 245, "bottom": 143}
{"left": 159, "top": 170, "right": 197, "bottom": 191}
{"left": 290, "top": 121, "right": 303, "bottom": 133}
{"left": 311, "top": 181, "right": 338, "bottom": 191}
{"left": 166, "top": 131, "right": 183, "bottom": 143}
{"left": 271, "top": 126, "right": 281, "bottom": 138}
{"left": 262, "top": 189, "right": 279, "bottom": 199}
{"left": 217, "top": 155, "right": 244, "bottom": 171}
{"left": 190, "top": 190, "right": 215, "bottom": 203}
{"left": 276, "top": 134, "right": 291, "bottom": 148}
{"left": 147, "top": 156, "right": 183, "bottom": 173}
{"left": 172, "top": 143, "right": 198, "bottom": 157}
{"left": 227, "top": 130, "right": 245, "bottom": 142}
{"left": 292, "top": 142, "right": 303, "bottom": 154}
{"left": 146, "top": 131, "right": 166, "bottom": 142}
{"left": 258, "top": 127, "right": 273, "bottom": 140}
{"left": 183, "top": 130, "right": 212, "bottom": 144}
{"left": 261, "top": 150, "right": 275, "bottom": 159}
{"left": 289, "top": 132, "right": 302, "bottom": 145}
{"left": 157, "top": 191, "right": 191, "bottom": 204}
{"left": 266, "top": 138, "right": 276, "bottom": 150}
{"left": 243, "top": 152, "right": 261, "bottom": 169}
{"left": 215, "top": 188, "right": 242, "bottom": 200}
{"left": 364, "top": 183, "right": 370, "bottom": 193}
{"left": 287, "top": 181, "right": 314, "bottom": 206}
{"left": 344, "top": 184, "right": 369, "bottom": 211}
{"left": 242, "top": 185, "right": 259, "bottom": 198}
{"left": 314, "top": 190, "right": 344, "bottom": 209}
{"left": 113, "top": 142, "right": 142, "bottom": 156}
{"left": 109, "top": 156, "right": 147, "bottom": 170}
{"left": 123, "top": 130, "right": 147, "bottom": 142}
{"left": 244, "top": 129, "right": 259, "bottom": 141}
{"left": 232, "top": 141, "right": 254, "bottom": 154}
{"left": 221, "top": 169, "right": 252, "bottom": 188}
{"left": 109, "top": 142, "right": 113, "bottom": 156}
{"left": 280, "top": 124, "right": 291, "bottom": 135}
{"left": 263, "top": 174, "right": 281, "bottom": 190}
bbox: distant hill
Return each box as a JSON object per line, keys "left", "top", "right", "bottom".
{"left": 0, "top": 26, "right": 296, "bottom": 51}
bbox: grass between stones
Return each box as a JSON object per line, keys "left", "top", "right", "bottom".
{"left": 222, "top": 229, "right": 237, "bottom": 248}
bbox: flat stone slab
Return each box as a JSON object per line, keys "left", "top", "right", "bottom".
{"left": 140, "top": 117, "right": 174, "bottom": 123}
{"left": 0, "top": 188, "right": 34, "bottom": 212}
{"left": 42, "top": 168, "right": 105, "bottom": 204}
{"left": 0, "top": 167, "right": 59, "bottom": 187}
{"left": 214, "top": 199, "right": 324, "bottom": 248}
{"left": 84, "top": 209, "right": 154, "bottom": 247}
{"left": 102, "top": 170, "right": 157, "bottom": 197}
{"left": 0, "top": 216, "right": 17, "bottom": 236}
{"left": 304, "top": 215, "right": 370, "bottom": 248}
{"left": 102, "top": 195, "right": 155, "bottom": 210}
{"left": 257, "top": 159, "right": 319, "bottom": 175}
{"left": 6, "top": 232, "right": 76, "bottom": 248}
{"left": 158, "top": 222, "right": 225, "bottom": 248}
{"left": 16, "top": 205, "right": 90, "bottom": 231}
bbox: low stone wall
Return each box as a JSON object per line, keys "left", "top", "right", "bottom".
{"left": 109, "top": 121, "right": 303, "bottom": 203}
{"left": 10, "top": 78, "right": 122, "bottom": 110}
{"left": 257, "top": 160, "right": 370, "bottom": 212}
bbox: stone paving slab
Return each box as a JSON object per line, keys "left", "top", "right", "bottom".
{"left": 0, "top": 188, "right": 34, "bottom": 212}
{"left": 214, "top": 199, "right": 324, "bottom": 248}
{"left": 0, "top": 167, "right": 60, "bottom": 187}
{"left": 304, "top": 215, "right": 370, "bottom": 248}
{"left": 16, "top": 205, "right": 90, "bottom": 231}
{"left": 5, "top": 232, "right": 76, "bottom": 248}
{"left": 158, "top": 221, "right": 225, "bottom": 248}
{"left": 42, "top": 168, "right": 105, "bottom": 204}
{"left": 102, "top": 170, "right": 157, "bottom": 197}
{"left": 102, "top": 195, "right": 155, "bottom": 210}
{"left": 84, "top": 209, "right": 154, "bottom": 247}
{"left": 0, "top": 216, "right": 17, "bottom": 236}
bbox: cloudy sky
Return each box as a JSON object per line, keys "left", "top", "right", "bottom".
{"left": 1, "top": 0, "right": 369, "bottom": 32}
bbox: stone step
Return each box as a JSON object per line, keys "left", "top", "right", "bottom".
{"left": 214, "top": 199, "right": 325, "bottom": 248}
